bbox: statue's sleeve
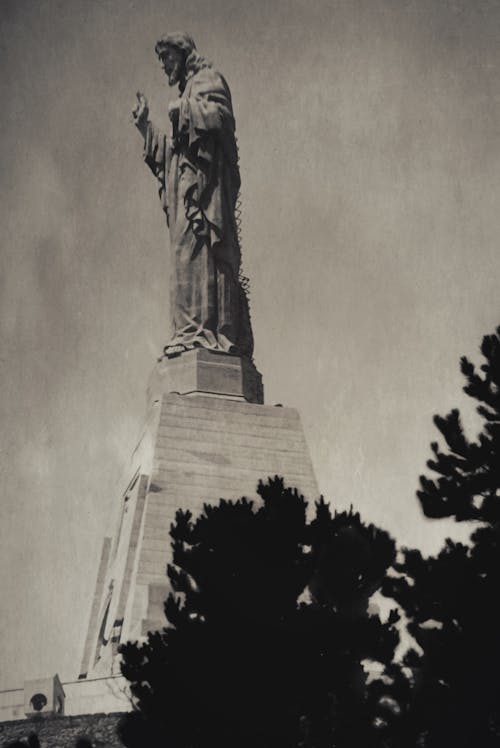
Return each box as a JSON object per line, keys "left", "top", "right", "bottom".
{"left": 142, "top": 120, "right": 172, "bottom": 220}
{"left": 143, "top": 120, "right": 167, "bottom": 174}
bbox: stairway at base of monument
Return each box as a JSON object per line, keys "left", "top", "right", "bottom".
{"left": 79, "top": 353, "right": 318, "bottom": 685}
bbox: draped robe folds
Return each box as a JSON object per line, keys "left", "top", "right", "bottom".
{"left": 142, "top": 65, "right": 253, "bottom": 358}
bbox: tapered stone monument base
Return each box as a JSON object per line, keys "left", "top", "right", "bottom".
{"left": 79, "top": 352, "right": 317, "bottom": 684}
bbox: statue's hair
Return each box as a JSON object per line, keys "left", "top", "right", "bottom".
{"left": 155, "top": 31, "right": 211, "bottom": 79}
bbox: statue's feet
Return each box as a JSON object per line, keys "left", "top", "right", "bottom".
{"left": 161, "top": 340, "right": 241, "bottom": 360}
{"left": 163, "top": 343, "right": 194, "bottom": 359}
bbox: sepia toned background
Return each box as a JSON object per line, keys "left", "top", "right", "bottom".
{"left": 1, "top": 0, "right": 499, "bottom": 691}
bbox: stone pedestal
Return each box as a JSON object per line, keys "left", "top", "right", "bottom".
{"left": 79, "top": 353, "right": 317, "bottom": 683}
{"left": 147, "top": 349, "right": 264, "bottom": 405}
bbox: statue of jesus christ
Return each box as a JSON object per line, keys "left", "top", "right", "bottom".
{"left": 133, "top": 32, "right": 254, "bottom": 359}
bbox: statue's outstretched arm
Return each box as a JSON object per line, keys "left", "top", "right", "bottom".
{"left": 132, "top": 92, "right": 171, "bottom": 181}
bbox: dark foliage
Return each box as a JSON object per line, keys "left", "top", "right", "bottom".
{"left": 119, "top": 477, "right": 399, "bottom": 748}
{"left": 74, "top": 739, "right": 93, "bottom": 748}
{"left": 418, "top": 327, "right": 500, "bottom": 524}
{"left": 1, "top": 734, "right": 97, "bottom": 748}
{"left": 3, "top": 734, "right": 39, "bottom": 748}
{"left": 302, "top": 499, "right": 400, "bottom": 748}
{"left": 385, "top": 326, "right": 500, "bottom": 747}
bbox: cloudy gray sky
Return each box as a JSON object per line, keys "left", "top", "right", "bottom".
{"left": 1, "top": 0, "right": 500, "bottom": 689}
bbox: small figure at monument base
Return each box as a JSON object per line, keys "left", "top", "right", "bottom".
{"left": 133, "top": 32, "right": 253, "bottom": 360}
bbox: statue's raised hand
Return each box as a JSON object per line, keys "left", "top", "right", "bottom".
{"left": 133, "top": 91, "right": 149, "bottom": 134}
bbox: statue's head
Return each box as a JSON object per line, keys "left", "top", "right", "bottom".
{"left": 155, "top": 32, "right": 207, "bottom": 87}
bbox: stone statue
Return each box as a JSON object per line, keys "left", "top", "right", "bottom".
{"left": 133, "top": 32, "right": 253, "bottom": 359}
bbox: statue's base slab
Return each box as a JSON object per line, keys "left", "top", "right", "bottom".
{"left": 148, "top": 348, "right": 263, "bottom": 405}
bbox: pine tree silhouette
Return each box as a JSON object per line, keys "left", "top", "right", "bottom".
{"left": 119, "top": 478, "right": 399, "bottom": 748}
{"left": 385, "top": 326, "right": 500, "bottom": 747}
{"left": 119, "top": 478, "right": 311, "bottom": 748}
{"left": 302, "top": 500, "right": 400, "bottom": 748}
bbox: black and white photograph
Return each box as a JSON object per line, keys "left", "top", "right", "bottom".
{"left": 1, "top": 1, "right": 500, "bottom": 746}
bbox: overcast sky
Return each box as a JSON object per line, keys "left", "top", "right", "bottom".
{"left": 1, "top": 0, "right": 500, "bottom": 690}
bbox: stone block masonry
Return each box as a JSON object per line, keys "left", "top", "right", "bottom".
{"left": 0, "top": 713, "right": 123, "bottom": 748}
{"left": 80, "top": 388, "right": 318, "bottom": 680}
{"left": 135, "top": 393, "right": 319, "bottom": 634}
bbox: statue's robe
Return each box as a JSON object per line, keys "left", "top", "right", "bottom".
{"left": 143, "top": 65, "right": 253, "bottom": 357}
